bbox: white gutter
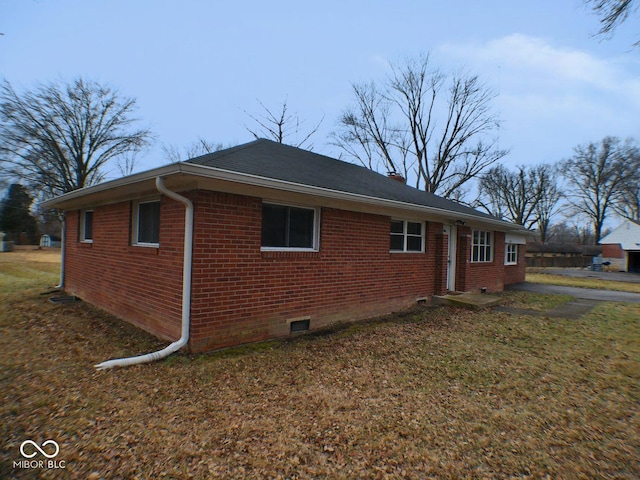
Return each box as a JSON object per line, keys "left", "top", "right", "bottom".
{"left": 94, "top": 177, "right": 194, "bottom": 370}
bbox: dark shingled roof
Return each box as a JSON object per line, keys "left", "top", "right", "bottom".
{"left": 186, "top": 139, "right": 508, "bottom": 224}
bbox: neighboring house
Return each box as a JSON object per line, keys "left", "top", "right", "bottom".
{"left": 599, "top": 219, "right": 640, "bottom": 272}
{"left": 42, "top": 139, "right": 528, "bottom": 353}
{"left": 525, "top": 242, "right": 602, "bottom": 268}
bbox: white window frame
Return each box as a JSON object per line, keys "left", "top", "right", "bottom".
{"left": 260, "top": 202, "right": 320, "bottom": 252}
{"left": 471, "top": 229, "right": 493, "bottom": 263}
{"left": 80, "top": 209, "right": 94, "bottom": 243}
{"left": 390, "top": 220, "right": 425, "bottom": 253}
{"left": 132, "top": 199, "right": 161, "bottom": 247}
{"left": 505, "top": 243, "right": 518, "bottom": 265}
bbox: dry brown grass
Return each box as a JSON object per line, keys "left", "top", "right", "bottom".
{"left": 1, "top": 251, "right": 639, "bottom": 479}
{"left": 0, "top": 247, "right": 62, "bottom": 263}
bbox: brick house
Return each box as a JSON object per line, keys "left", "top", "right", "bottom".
{"left": 600, "top": 219, "right": 640, "bottom": 272}
{"left": 42, "top": 139, "right": 528, "bottom": 357}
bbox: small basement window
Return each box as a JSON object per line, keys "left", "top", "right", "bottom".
{"left": 290, "top": 318, "right": 310, "bottom": 333}
{"left": 133, "top": 199, "right": 160, "bottom": 246}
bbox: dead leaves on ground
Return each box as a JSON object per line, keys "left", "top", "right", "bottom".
{"left": 1, "top": 255, "right": 639, "bottom": 478}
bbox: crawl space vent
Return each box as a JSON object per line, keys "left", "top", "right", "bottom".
{"left": 290, "top": 319, "right": 310, "bottom": 333}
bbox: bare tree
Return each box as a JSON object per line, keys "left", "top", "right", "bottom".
{"left": 0, "top": 78, "right": 152, "bottom": 198}
{"left": 534, "top": 165, "right": 562, "bottom": 242}
{"left": 560, "top": 136, "right": 634, "bottom": 243}
{"left": 162, "top": 137, "right": 224, "bottom": 163}
{"left": 614, "top": 182, "right": 640, "bottom": 221}
{"left": 477, "top": 163, "right": 560, "bottom": 240}
{"left": 333, "top": 54, "right": 507, "bottom": 199}
{"left": 115, "top": 149, "right": 140, "bottom": 177}
{"left": 613, "top": 143, "right": 640, "bottom": 221}
{"left": 243, "top": 98, "right": 324, "bottom": 150}
{"left": 586, "top": 0, "right": 638, "bottom": 44}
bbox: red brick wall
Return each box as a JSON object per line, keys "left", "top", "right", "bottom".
{"left": 64, "top": 188, "right": 520, "bottom": 353}
{"left": 64, "top": 198, "right": 185, "bottom": 341}
{"left": 505, "top": 244, "right": 527, "bottom": 285}
{"left": 188, "top": 191, "right": 446, "bottom": 352}
{"left": 453, "top": 229, "right": 517, "bottom": 292}
{"left": 602, "top": 243, "right": 625, "bottom": 258}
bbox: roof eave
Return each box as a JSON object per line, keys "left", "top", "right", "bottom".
{"left": 178, "top": 163, "right": 526, "bottom": 232}
{"left": 40, "top": 163, "right": 183, "bottom": 209}
{"left": 42, "top": 161, "right": 526, "bottom": 232}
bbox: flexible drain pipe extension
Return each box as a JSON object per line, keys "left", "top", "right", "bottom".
{"left": 95, "top": 177, "right": 194, "bottom": 370}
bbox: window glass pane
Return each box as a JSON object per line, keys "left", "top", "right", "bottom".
{"left": 407, "top": 222, "right": 422, "bottom": 235}
{"left": 390, "top": 234, "right": 404, "bottom": 251}
{"left": 407, "top": 236, "right": 422, "bottom": 251}
{"left": 472, "top": 230, "right": 494, "bottom": 262}
{"left": 83, "top": 211, "right": 93, "bottom": 240}
{"left": 138, "top": 201, "right": 160, "bottom": 244}
{"left": 390, "top": 220, "right": 404, "bottom": 234}
{"left": 391, "top": 219, "right": 424, "bottom": 252}
{"left": 289, "top": 207, "right": 314, "bottom": 248}
{"left": 261, "top": 204, "right": 287, "bottom": 247}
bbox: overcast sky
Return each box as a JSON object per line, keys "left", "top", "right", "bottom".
{"left": 2, "top": 0, "right": 639, "bottom": 175}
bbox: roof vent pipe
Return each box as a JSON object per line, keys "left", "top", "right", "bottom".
{"left": 95, "top": 177, "right": 193, "bottom": 370}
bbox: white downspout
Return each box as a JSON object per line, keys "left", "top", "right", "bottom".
{"left": 95, "top": 176, "right": 194, "bottom": 370}
{"left": 56, "top": 214, "right": 66, "bottom": 289}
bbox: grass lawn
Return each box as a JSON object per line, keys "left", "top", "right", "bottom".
{"left": 1, "top": 251, "right": 639, "bottom": 479}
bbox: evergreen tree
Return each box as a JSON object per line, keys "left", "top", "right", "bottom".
{"left": 0, "top": 184, "right": 39, "bottom": 244}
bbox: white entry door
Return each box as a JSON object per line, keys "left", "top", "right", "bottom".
{"left": 443, "top": 225, "right": 457, "bottom": 291}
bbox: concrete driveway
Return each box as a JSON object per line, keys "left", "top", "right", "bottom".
{"left": 529, "top": 268, "right": 640, "bottom": 284}
{"left": 507, "top": 282, "right": 640, "bottom": 304}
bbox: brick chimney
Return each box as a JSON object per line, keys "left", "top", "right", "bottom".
{"left": 387, "top": 172, "right": 406, "bottom": 183}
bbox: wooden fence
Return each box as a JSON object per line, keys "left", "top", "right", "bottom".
{"left": 526, "top": 256, "right": 594, "bottom": 268}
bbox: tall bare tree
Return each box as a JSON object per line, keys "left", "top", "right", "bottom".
{"left": 0, "top": 78, "right": 152, "bottom": 198}
{"left": 585, "top": 0, "right": 638, "bottom": 44}
{"left": 333, "top": 54, "right": 507, "bottom": 199}
{"left": 534, "top": 165, "right": 562, "bottom": 242}
{"left": 477, "top": 163, "right": 560, "bottom": 240}
{"left": 162, "top": 137, "right": 224, "bottom": 163}
{"left": 612, "top": 143, "right": 640, "bottom": 220}
{"left": 244, "top": 98, "right": 324, "bottom": 150}
{"left": 560, "top": 136, "right": 634, "bottom": 242}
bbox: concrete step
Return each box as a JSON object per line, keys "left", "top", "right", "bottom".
{"left": 432, "top": 292, "right": 503, "bottom": 310}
